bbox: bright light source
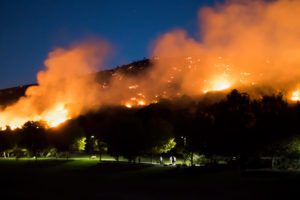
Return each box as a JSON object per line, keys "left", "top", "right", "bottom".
{"left": 291, "top": 90, "right": 300, "bottom": 101}
{"left": 138, "top": 100, "right": 146, "bottom": 106}
{"left": 203, "top": 77, "right": 232, "bottom": 93}
{"left": 125, "top": 103, "right": 132, "bottom": 108}
{"left": 211, "top": 79, "right": 231, "bottom": 91}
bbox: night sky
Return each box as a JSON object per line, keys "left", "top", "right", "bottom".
{"left": 0, "top": 0, "right": 219, "bottom": 89}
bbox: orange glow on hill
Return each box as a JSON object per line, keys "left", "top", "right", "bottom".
{"left": 290, "top": 90, "right": 300, "bottom": 102}
{"left": 3, "top": 0, "right": 300, "bottom": 129}
{"left": 203, "top": 77, "right": 232, "bottom": 93}
{"left": 43, "top": 104, "right": 70, "bottom": 127}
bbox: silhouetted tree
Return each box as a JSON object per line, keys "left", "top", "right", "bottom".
{"left": 47, "top": 119, "right": 85, "bottom": 158}
{"left": 19, "top": 121, "right": 47, "bottom": 159}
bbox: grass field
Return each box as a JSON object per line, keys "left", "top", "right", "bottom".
{"left": 0, "top": 159, "right": 299, "bottom": 200}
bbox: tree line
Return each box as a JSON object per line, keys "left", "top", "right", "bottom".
{"left": 1, "top": 89, "right": 300, "bottom": 167}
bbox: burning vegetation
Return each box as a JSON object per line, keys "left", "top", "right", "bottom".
{"left": 1, "top": 0, "right": 300, "bottom": 129}
{"left": 0, "top": 41, "right": 110, "bottom": 130}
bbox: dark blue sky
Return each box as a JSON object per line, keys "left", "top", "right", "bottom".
{"left": 0, "top": 0, "right": 219, "bottom": 88}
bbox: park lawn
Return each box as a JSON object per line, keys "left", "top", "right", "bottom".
{"left": 0, "top": 159, "right": 300, "bottom": 200}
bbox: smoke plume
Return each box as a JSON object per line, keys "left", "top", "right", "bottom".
{"left": 0, "top": 41, "right": 109, "bottom": 129}
{"left": 2, "top": 0, "right": 300, "bottom": 129}
{"left": 150, "top": 0, "right": 300, "bottom": 97}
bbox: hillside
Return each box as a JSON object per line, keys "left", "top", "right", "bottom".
{"left": 0, "top": 59, "right": 152, "bottom": 108}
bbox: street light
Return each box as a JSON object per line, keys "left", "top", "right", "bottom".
{"left": 90, "top": 135, "right": 95, "bottom": 156}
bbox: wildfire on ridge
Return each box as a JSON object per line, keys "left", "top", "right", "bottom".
{"left": 0, "top": 103, "right": 70, "bottom": 130}
{"left": 2, "top": 0, "right": 300, "bottom": 130}
{"left": 2, "top": 52, "right": 299, "bottom": 130}
{"left": 0, "top": 41, "right": 109, "bottom": 131}
{"left": 123, "top": 93, "right": 148, "bottom": 109}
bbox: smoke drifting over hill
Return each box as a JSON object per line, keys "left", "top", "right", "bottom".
{"left": 1, "top": 0, "right": 300, "bottom": 129}
{"left": 151, "top": 0, "right": 300, "bottom": 96}
{"left": 0, "top": 41, "right": 110, "bottom": 129}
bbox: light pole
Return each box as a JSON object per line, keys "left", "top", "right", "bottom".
{"left": 90, "top": 135, "right": 95, "bottom": 156}
{"left": 181, "top": 136, "right": 188, "bottom": 165}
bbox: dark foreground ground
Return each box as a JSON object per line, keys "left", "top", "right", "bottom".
{"left": 0, "top": 159, "right": 299, "bottom": 200}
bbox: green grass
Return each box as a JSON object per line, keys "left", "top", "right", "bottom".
{"left": 0, "top": 159, "right": 300, "bottom": 200}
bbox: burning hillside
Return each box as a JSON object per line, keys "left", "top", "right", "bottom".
{"left": 1, "top": 0, "right": 300, "bottom": 130}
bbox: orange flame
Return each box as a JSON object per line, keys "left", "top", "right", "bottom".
{"left": 0, "top": 41, "right": 109, "bottom": 130}
{"left": 43, "top": 104, "right": 70, "bottom": 127}
{"left": 290, "top": 90, "right": 300, "bottom": 102}
{"left": 203, "top": 76, "right": 232, "bottom": 93}
{"left": 2, "top": 0, "right": 300, "bottom": 129}
{"left": 0, "top": 103, "right": 69, "bottom": 130}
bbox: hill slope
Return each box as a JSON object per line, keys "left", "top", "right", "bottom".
{"left": 0, "top": 59, "right": 152, "bottom": 108}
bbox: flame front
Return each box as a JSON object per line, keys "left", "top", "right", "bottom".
{"left": 0, "top": 41, "right": 109, "bottom": 130}
{"left": 43, "top": 104, "right": 70, "bottom": 127}
{"left": 0, "top": 104, "right": 69, "bottom": 130}
{"left": 290, "top": 90, "right": 300, "bottom": 102}
{"left": 203, "top": 76, "right": 232, "bottom": 93}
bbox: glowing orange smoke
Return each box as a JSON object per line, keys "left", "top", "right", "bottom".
{"left": 290, "top": 90, "right": 300, "bottom": 102}
{"left": 3, "top": 0, "right": 300, "bottom": 129}
{"left": 0, "top": 103, "right": 69, "bottom": 130}
{"left": 211, "top": 80, "right": 231, "bottom": 92}
{"left": 0, "top": 41, "right": 109, "bottom": 130}
{"left": 43, "top": 104, "right": 70, "bottom": 127}
{"left": 150, "top": 0, "right": 300, "bottom": 101}
{"left": 203, "top": 76, "right": 232, "bottom": 93}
